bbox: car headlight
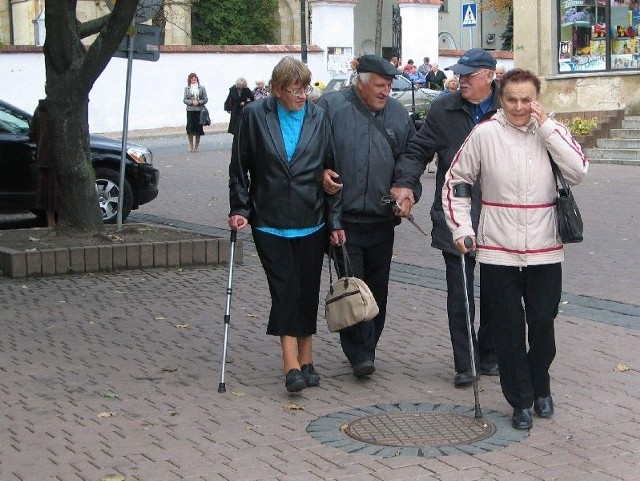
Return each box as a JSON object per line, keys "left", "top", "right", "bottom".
{"left": 127, "top": 146, "right": 153, "bottom": 164}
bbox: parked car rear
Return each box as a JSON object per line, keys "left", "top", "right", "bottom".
{"left": 0, "top": 99, "right": 159, "bottom": 223}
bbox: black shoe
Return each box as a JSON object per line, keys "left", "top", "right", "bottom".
{"left": 454, "top": 369, "right": 474, "bottom": 387}
{"left": 301, "top": 363, "right": 320, "bottom": 387}
{"left": 285, "top": 368, "right": 306, "bottom": 392}
{"left": 352, "top": 360, "right": 375, "bottom": 378}
{"left": 479, "top": 362, "right": 499, "bottom": 376}
{"left": 534, "top": 395, "right": 554, "bottom": 418}
{"left": 512, "top": 407, "right": 533, "bottom": 430}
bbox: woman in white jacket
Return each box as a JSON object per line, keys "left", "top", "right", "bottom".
{"left": 443, "top": 68, "right": 588, "bottom": 430}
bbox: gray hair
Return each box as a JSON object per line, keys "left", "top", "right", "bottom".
{"left": 354, "top": 72, "right": 372, "bottom": 85}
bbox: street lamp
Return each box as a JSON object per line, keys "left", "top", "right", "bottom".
{"left": 300, "top": 0, "right": 307, "bottom": 63}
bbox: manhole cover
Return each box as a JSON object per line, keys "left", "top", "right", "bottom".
{"left": 344, "top": 411, "right": 495, "bottom": 447}
{"left": 307, "top": 402, "right": 528, "bottom": 457}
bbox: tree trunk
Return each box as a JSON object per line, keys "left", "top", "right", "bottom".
{"left": 42, "top": 0, "right": 139, "bottom": 233}
{"left": 375, "top": 0, "right": 384, "bottom": 56}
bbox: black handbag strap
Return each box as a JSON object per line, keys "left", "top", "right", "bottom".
{"left": 328, "top": 245, "right": 353, "bottom": 286}
{"left": 548, "top": 152, "right": 570, "bottom": 195}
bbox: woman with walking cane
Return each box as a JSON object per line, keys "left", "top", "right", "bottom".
{"left": 228, "top": 57, "right": 345, "bottom": 393}
{"left": 443, "top": 69, "right": 588, "bottom": 429}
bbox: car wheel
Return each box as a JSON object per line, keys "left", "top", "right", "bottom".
{"left": 94, "top": 168, "right": 133, "bottom": 224}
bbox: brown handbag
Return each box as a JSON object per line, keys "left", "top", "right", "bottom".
{"left": 325, "top": 246, "right": 379, "bottom": 333}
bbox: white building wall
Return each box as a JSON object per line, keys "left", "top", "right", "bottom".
{"left": 310, "top": 1, "right": 357, "bottom": 77}
{"left": 0, "top": 50, "right": 326, "bottom": 133}
{"left": 399, "top": 3, "right": 440, "bottom": 67}
{"left": 0, "top": 50, "right": 512, "bottom": 134}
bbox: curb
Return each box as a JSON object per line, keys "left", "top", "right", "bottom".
{"left": 0, "top": 224, "right": 243, "bottom": 278}
{"left": 98, "top": 123, "right": 229, "bottom": 140}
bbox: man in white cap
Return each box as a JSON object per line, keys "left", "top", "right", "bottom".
{"left": 391, "top": 48, "right": 500, "bottom": 387}
{"left": 318, "top": 55, "right": 417, "bottom": 378}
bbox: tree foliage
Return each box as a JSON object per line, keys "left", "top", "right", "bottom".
{"left": 191, "top": 0, "right": 278, "bottom": 45}
{"left": 501, "top": 10, "right": 513, "bottom": 51}
{"left": 480, "top": 0, "right": 513, "bottom": 51}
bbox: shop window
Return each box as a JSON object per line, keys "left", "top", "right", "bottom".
{"left": 558, "top": 0, "right": 640, "bottom": 72}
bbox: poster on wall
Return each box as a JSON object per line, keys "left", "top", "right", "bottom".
{"left": 327, "top": 47, "right": 353, "bottom": 73}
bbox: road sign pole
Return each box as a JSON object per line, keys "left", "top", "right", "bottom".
{"left": 117, "top": 23, "right": 135, "bottom": 231}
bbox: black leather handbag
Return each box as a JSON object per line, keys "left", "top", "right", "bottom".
{"left": 550, "top": 157, "right": 583, "bottom": 244}
{"left": 199, "top": 106, "right": 211, "bottom": 126}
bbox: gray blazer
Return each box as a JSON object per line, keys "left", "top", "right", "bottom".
{"left": 184, "top": 86, "right": 208, "bottom": 111}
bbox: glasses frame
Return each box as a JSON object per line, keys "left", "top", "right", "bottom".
{"left": 458, "top": 69, "right": 486, "bottom": 79}
{"left": 284, "top": 85, "right": 314, "bottom": 97}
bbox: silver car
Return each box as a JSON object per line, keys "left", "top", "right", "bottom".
{"left": 321, "top": 74, "right": 440, "bottom": 113}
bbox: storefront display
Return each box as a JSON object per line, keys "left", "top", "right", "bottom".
{"left": 558, "top": 0, "right": 640, "bottom": 72}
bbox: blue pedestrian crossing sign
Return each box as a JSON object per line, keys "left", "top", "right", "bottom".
{"left": 462, "top": 3, "right": 478, "bottom": 28}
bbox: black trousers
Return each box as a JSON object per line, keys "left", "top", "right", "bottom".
{"left": 337, "top": 220, "right": 395, "bottom": 366}
{"left": 480, "top": 263, "right": 561, "bottom": 409}
{"left": 443, "top": 251, "right": 496, "bottom": 373}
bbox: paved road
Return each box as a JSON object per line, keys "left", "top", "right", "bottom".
{"left": 1, "top": 134, "right": 639, "bottom": 480}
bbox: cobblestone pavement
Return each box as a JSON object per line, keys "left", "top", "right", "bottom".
{"left": 1, "top": 142, "right": 639, "bottom": 480}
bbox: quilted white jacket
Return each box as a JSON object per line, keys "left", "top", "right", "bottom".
{"left": 443, "top": 110, "right": 589, "bottom": 267}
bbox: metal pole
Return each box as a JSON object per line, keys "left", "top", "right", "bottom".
{"left": 300, "top": 0, "right": 307, "bottom": 63}
{"left": 117, "top": 23, "right": 135, "bottom": 231}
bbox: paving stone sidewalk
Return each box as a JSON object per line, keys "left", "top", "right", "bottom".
{"left": 1, "top": 157, "right": 639, "bottom": 480}
{"left": 0, "top": 232, "right": 639, "bottom": 480}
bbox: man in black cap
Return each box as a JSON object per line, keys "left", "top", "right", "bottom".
{"left": 317, "top": 55, "right": 417, "bottom": 378}
{"left": 391, "top": 48, "right": 500, "bottom": 387}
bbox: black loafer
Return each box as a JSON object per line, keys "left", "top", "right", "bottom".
{"left": 301, "top": 363, "right": 320, "bottom": 387}
{"left": 352, "top": 360, "right": 375, "bottom": 378}
{"left": 534, "top": 395, "right": 554, "bottom": 418}
{"left": 479, "top": 362, "right": 499, "bottom": 376}
{"left": 512, "top": 407, "right": 533, "bottom": 430}
{"left": 454, "top": 369, "right": 474, "bottom": 387}
{"left": 285, "top": 368, "right": 306, "bottom": 392}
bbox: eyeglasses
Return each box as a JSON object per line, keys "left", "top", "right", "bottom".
{"left": 284, "top": 85, "right": 314, "bottom": 97}
{"left": 459, "top": 70, "right": 485, "bottom": 79}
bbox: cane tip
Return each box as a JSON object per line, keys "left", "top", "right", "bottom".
{"left": 218, "top": 383, "right": 226, "bottom": 393}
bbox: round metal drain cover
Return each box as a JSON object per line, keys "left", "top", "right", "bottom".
{"left": 344, "top": 411, "right": 496, "bottom": 448}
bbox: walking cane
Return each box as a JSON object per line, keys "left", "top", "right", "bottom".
{"left": 461, "top": 236, "right": 483, "bottom": 419}
{"left": 218, "top": 230, "right": 237, "bottom": 393}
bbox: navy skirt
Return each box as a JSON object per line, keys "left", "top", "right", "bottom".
{"left": 252, "top": 227, "right": 327, "bottom": 337}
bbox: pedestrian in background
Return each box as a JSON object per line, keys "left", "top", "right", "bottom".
{"left": 228, "top": 57, "right": 345, "bottom": 393}
{"left": 443, "top": 68, "right": 588, "bottom": 429}
{"left": 317, "top": 55, "right": 416, "bottom": 378}
{"left": 183, "top": 72, "right": 207, "bottom": 152}
{"left": 391, "top": 48, "right": 501, "bottom": 388}
{"left": 28, "top": 99, "right": 58, "bottom": 229}
{"left": 224, "top": 78, "right": 254, "bottom": 137}
{"left": 253, "top": 80, "right": 269, "bottom": 100}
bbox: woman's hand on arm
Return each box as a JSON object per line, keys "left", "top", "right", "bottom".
{"left": 323, "top": 169, "right": 343, "bottom": 194}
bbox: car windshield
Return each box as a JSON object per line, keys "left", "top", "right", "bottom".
{"left": 392, "top": 76, "right": 412, "bottom": 91}
{"left": 0, "top": 105, "right": 30, "bottom": 134}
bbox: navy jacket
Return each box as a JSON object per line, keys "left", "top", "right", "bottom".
{"left": 393, "top": 82, "right": 500, "bottom": 254}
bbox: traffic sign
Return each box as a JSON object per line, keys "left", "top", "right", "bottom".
{"left": 113, "top": 24, "right": 161, "bottom": 62}
{"left": 105, "top": 0, "right": 162, "bottom": 23}
{"left": 462, "top": 3, "right": 478, "bottom": 28}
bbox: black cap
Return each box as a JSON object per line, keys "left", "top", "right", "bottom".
{"left": 356, "top": 55, "right": 399, "bottom": 78}
{"left": 445, "top": 48, "right": 497, "bottom": 75}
